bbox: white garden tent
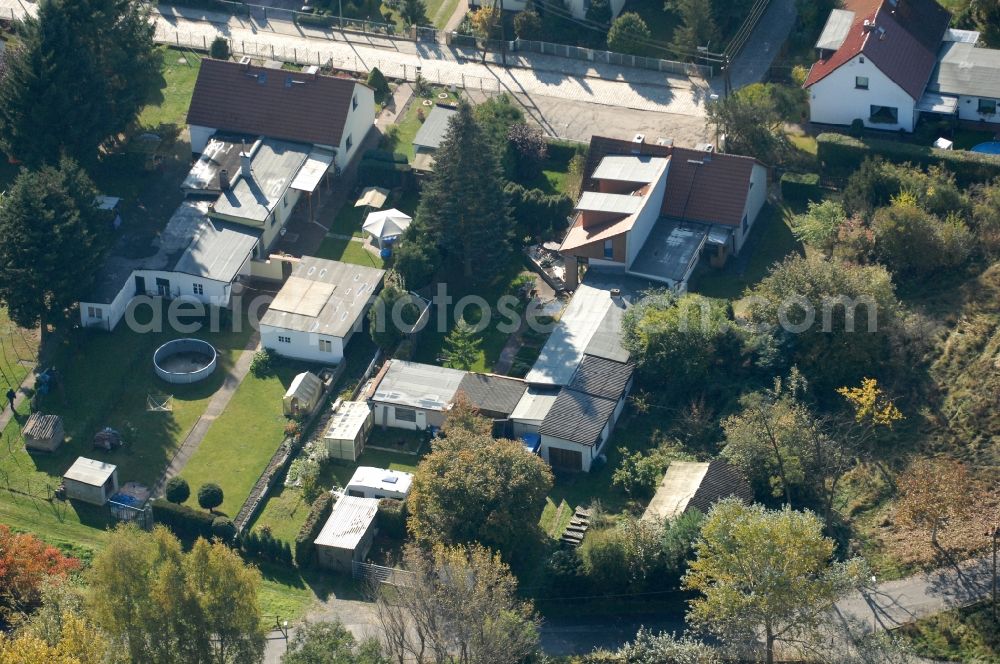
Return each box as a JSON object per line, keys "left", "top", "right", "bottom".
{"left": 363, "top": 208, "right": 412, "bottom": 249}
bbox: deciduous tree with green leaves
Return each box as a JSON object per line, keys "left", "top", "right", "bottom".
{"left": 669, "top": 0, "right": 720, "bottom": 58}
{"left": 408, "top": 410, "right": 553, "bottom": 556}
{"left": 399, "top": 0, "right": 428, "bottom": 27}
{"left": 88, "top": 525, "right": 265, "bottom": 664}
{"left": 0, "top": 159, "right": 109, "bottom": 337}
{"left": 607, "top": 12, "right": 651, "bottom": 56}
{"left": 790, "top": 200, "right": 847, "bottom": 258}
{"left": 282, "top": 620, "right": 386, "bottom": 664}
{"left": 684, "top": 500, "right": 866, "bottom": 664}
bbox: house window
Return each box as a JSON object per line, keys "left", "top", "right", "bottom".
{"left": 87, "top": 306, "right": 103, "bottom": 320}
{"left": 318, "top": 339, "right": 333, "bottom": 352}
{"left": 859, "top": 56, "right": 865, "bottom": 63}
{"left": 193, "top": 283, "right": 204, "bottom": 295}
{"left": 395, "top": 408, "right": 417, "bottom": 422}
{"left": 603, "top": 239, "right": 614, "bottom": 259}
{"left": 345, "top": 134, "right": 353, "bottom": 151}
{"left": 855, "top": 76, "right": 869, "bottom": 90}
{"left": 283, "top": 192, "right": 288, "bottom": 208}
{"left": 742, "top": 214, "right": 749, "bottom": 235}
{"left": 352, "top": 94, "right": 358, "bottom": 110}
{"left": 278, "top": 335, "right": 291, "bottom": 343}
{"left": 869, "top": 105, "right": 899, "bottom": 124}
{"left": 978, "top": 99, "right": 997, "bottom": 115}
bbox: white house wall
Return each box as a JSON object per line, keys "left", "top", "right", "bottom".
{"left": 957, "top": 95, "right": 1000, "bottom": 123}
{"left": 808, "top": 56, "right": 916, "bottom": 132}
{"left": 372, "top": 403, "right": 441, "bottom": 431}
{"left": 625, "top": 164, "right": 670, "bottom": 267}
{"left": 260, "top": 325, "right": 345, "bottom": 364}
{"left": 338, "top": 85, "right": 376, "bottom": 170}
{"left": 80, "top": 271, "right": 233, "bottom": 331}
{"left": 735, "top": 163, "right": 768, "bottom": 254}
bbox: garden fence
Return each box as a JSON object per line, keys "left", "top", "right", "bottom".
{"left": 513, "top": 39, "right": 713, "bottom": 79}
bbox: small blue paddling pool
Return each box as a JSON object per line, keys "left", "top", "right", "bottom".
{"left": 971, "top": 141, "right": 1000, "bottom": 155}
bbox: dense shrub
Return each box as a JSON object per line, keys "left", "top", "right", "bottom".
{"left": 780, "top": 172, "right": 820, "bottom": 203}
{"left": 249, "top": 348, "right": 275, "bottom": 378}
{"left": 364, "top": 149, "right": 408, "bottom": 164}
{"left": 211, "top": 516, "right": 237, "bottom": 543}
{"left": 358, "top": 159, "right": 411, "bottom": 189}
{"left": 872, "top": 195, "right": 973, "bottom": 277}
{"left": 152, "top": 499, "right": 215, "bottom": 540}
{"left": 377, "top": 498, "right": 407, "bottom": 540}
{"left": 209, "top": 36, "right": 230, "bottom": 60}
{"left": 504, "top": 182, "right": 573, "bottom": 241}
{"left": 366, "top": 67, "right": 390, "bottom": 104}
{"left": 197, "top": 483, "right": 224, "bottom": 512}
{"left": 817, "top": 132, "right": 1000, "bottom": 186}
{"left": 165, "top": 476, "right": 190, "bottom": 504}
{"left": 294, "top": 492, "right": 335, "bottom": 567}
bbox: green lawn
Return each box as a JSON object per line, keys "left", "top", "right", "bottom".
{"left": 690, "top": 203, "right": 807, "bottom": 302}
{"left": 382, "top": 88, "right": 461, "bottom": 161}
{"left": 426, "top": 0, "right": 461, "bottom": 29}
{"left": 137, "top": 47, "right": 203, "bottom": 130}
{"left": 250, "top": 448, "right": 422, "bottom": 543}
{"left": 0, "top": 307, "right": 38, "bottom": 391}
{"left": 315, "top": 237, "right": 385, "bottom": 268}
{"left": 177, "top": 360, "right": 309, "bottom": 517}
{"left": 324, "top": 189, "right": 420, "bottom": 239}
{"left": 515, "top": 141, "right": 581, "bottom": 197}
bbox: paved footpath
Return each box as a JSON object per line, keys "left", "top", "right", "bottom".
{"left": 152, "top": 5, "right": 709, "bottom": 117}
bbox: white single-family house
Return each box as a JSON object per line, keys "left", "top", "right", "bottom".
{"left": 259, "top": 257, "right": 385, "bottom": 364}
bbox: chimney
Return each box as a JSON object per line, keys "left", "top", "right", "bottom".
{"left": 863, "top": 19, "right": 876, "bottom": 33}
{"left": 219, "top": 169, "right": 230, "bottom": 190}
{"left": 610, "top": 288, "right": 622, "bottom": 301}
{"left": 631, "top": 133, "right": 645, "bottom": 154}
{"left": 240, "top": 141, "right": 252, "bottom": 179}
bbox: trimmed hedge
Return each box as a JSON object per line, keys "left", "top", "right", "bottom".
{"left": 816, "top": 132, "right": 1000, "bottom": 185}
{"left": 377, "top": 498, "right": 407, "bottom": 540}
{"left": 359, "top": 159, "right": 412, "bottom": 189}
{"left": 780, "top": 172, "right": 821, "bottom": 203}
{"left": 364, "top": 149, "right": 408, "bottom": 164}
{"left": 294, "top": 491, "right": 335, "bottom": 567}
{"left": 152, "top": 499, "right": 215, "bottom": 540}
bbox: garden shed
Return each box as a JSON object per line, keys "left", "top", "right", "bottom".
{"left": 62, "top": 457, "right": 119, "bottom": 506}
{"left": 323, "top": 400, "right": 372, "bottom": 461}
{"left": 345, "top": 466, "right": 413, "bottom": 500}
{"left": 22, "top": 413, "right": 65, "bottom": 453}
{"left": 314, "top": 495, "right": 380, "bottom": 573}
{"left": 283, "top": 371, "right": 324, "bottom": 417}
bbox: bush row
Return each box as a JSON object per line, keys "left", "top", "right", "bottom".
{"left": 365, "top": 149, "right": 408, "bottom": 164}
{"left": 377, "top": 498, "right": 407, "bottom": 540}
{"left": 816, "top": 132, "right": 1000, "bottom": 186}
{"left": 780, "top": 171, "right": 821, "bottom": 203}
{"left": 358, "top": 159, "right": 412, "bottom": 189}
{"left": 152, "top": 499, "right": 215, "bottom": 541}
{"left": 294, "top": 491, "right": 335, "bottom": 567}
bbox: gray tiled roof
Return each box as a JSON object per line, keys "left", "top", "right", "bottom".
{"left": 456, "top": 373, "right": 528, "bottom": 418}
{"left": 540, "top": 388, "right": 617, "bottom": 446}
{"left": 567, "top": 354, "right": 633, "bottom": 401}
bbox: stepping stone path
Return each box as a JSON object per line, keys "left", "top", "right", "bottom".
{"left": 559, "top": 507, "right": 592, "bottom": 548}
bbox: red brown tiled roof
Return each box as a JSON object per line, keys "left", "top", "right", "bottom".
{"left": 186, "top": 59, "right": 365, "bottom": 147}
{"left": 583, "top": 136, "right": 764, "bottom": 228}
{"left": 804, "top": 0, "right": 951, "bottom": 100}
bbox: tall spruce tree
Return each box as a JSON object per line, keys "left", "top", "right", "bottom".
{"left": 0, "top": 159, "right": 108, "bottom": 333}
{"left": 0, "top": 0, "right": 157, "bottom": 166}
{"left": 413, "top": 102, "right": 513, "bottom": 280}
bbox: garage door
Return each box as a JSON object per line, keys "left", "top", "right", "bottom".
{"left": 548, "top": 446, "right": 583, "bottom": 471}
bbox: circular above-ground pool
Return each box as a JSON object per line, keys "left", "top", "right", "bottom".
{"left": 153, "top": 338, "right": 217, "bottom": 384}
{"left": 971, "top": 142, "right": 1000, "bottom": 155}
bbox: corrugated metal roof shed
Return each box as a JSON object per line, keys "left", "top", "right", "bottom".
{"left": 643, "top": 459, "right": 753, "bottom": 521}
{"left": 928, "top": 41, "right": 1000, "bottom": 99}
{"left": 372, "top": 360, "right": 466, "bottom": 411}
{"left": 314, "top": 495, "right": 379, "bottom": 549}
{"left": 290, "top": 149, "right": 335, "bottom": 192}
{"left": 525, "top": 285, "right": 630, "bottom": 386}
{"left": 539, "top": 388, "right": 617, "bottom": 446}
{"left": 63, "top": 457, "right": 117, "bottom": 487}
{"left": 412, "top": 105, "right": 458, "bottom": 151}
{"left": 173, "top": 220, "right": 259, "bottom": 282}
{"left": 325, "top": 401, "right": 371, "bottom": 441}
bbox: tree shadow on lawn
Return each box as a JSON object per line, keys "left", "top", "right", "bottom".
{"left": 257, "top": 559, "right": 365, "bottom": 604}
